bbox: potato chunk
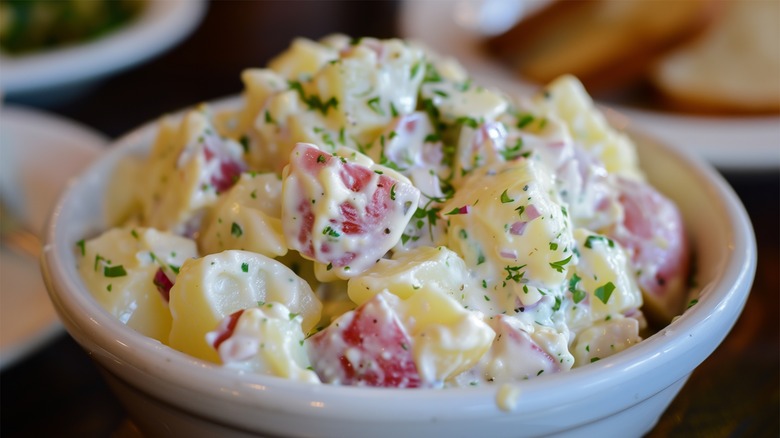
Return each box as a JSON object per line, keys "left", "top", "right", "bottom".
{"left": 169, "top": 250, "right": 321, "bottom": 363}
{"left": 78, "top": 227, "right": 197, "bottom": 343}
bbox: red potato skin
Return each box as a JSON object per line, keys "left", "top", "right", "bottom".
{"left": 152, "top": 268, "right": 174, "bottom": 302}
{"left": 284, "top": 143, "right": 418, "bottom": 270}
{"left": 307, "top": 293, "right": 423, "bottom": 388}
{"left": 609, "top": 177, "right": 689, "bottom": 320}
{"left": 202, "top": 144, "right": 245, "bottom": 194}
{"left": 490, "top": 315, "right": 562, "bottom": 379}
{"left": 209, "top": 309, "right": 244, "bottom": 351}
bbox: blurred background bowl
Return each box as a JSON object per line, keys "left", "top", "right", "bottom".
{"left": 0, "top": 0, "right": 207, "bottom": 105}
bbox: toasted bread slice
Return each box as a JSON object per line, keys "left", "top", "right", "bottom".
{"left": 486, "top": 0, "right": 719, "bottom": 94}
{"left": 651, "top": 0, "right": 780, "bottom": 114}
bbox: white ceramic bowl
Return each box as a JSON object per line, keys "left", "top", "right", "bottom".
{"left": 41, "top": 99, "right": 756, "bottom": 438}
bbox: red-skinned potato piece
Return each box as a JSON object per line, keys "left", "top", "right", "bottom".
{"left": 201, "top": 138, "right": 246, "bottom": 194}
{"left": 152, "top": 267, "right": 174, "bottom": 302}
{"left": 307, "top": 292, "right": 423, "bottom": 388}
{"left": 609, "top": 177, "right": 689, "bottom": 323}
{"left": 208, "top": 309, "right": 244, "bottom": 351}
{"left": 282, "top": 143, "right": 419, "bottom": 277}
{"left": 492, "top": 316, "right": 564, "bottom": 378}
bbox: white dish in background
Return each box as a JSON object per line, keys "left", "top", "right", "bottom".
{"left": 0, "top": 106, "right": 106, "bottom": 369}
{"left": 0, "top": 0, "right": 207, "bottom": 101}
{"left": 399, "top": 0, "right": 780, "bottom": 171}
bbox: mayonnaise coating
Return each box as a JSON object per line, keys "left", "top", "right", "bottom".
{"left": 198, "top": 172, "right": 287, "bottom": 258}
{"left": 78, "top": 35, "right": 690, "bottom": 388}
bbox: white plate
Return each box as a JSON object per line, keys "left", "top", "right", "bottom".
{"left": 0, "top": 106, "right": 106, "bottom": 369}
{"left": 0, "top": 0, "right": 207, "bottom": 99}
{"left": 399, "top": 1, "right": 780, "bottom": 171}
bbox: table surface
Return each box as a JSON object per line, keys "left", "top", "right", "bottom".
{"left": 2, "top": 1, "right": 778, "bottom": 437}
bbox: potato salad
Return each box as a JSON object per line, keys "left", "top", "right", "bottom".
{"left": 77, "top": 35, "right": 689, "bottom": 389}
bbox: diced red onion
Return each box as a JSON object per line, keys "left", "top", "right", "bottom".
{"left": 525, "top": 204, "right": 541, "bottom": 220}
{"left": 509, "top": 221, "right": 528, "bottom": 236}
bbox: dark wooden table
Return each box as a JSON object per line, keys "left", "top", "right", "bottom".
{"left": 2, "top": 2, "right": 778, "bottom": 436}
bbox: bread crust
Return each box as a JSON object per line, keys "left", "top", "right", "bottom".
{"left": 649, "top": 0, "right": 780, "bottom": 115}
{"left": 486, "top": 0, "right": 722, "bottom": 98}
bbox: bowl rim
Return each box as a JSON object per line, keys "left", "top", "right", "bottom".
{"left": 41, "top": 96, "right": 757, "bottom": 424}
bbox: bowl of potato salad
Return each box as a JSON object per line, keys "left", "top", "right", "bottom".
{"left": 41, "top": 35, "right": 755, "bottom": 437}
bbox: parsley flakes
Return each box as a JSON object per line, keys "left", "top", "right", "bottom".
{"left": 594, "top": 282, "right": 616, "bottom": 304}
{"left": 104, "top": 265, "right": 127, "bottom": 278}
{"left": 549, "top": 255, "right": 573, "bottom": 273}
{"left": 500, "top": 189, "right": 514, "bottom": 204}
